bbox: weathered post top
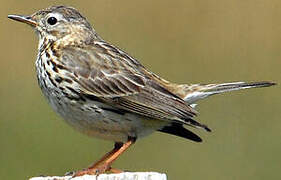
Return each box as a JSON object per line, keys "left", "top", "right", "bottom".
{"left": 29, "top": 172, "right": 167, "bottom": 180}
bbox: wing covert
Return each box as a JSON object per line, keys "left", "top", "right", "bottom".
{"left": 58, "top": 42, "right": 209, "bottom": 131}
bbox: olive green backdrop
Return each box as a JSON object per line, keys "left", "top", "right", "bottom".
{"left": 1, "top": 1, "right": 280, "bottom": 180}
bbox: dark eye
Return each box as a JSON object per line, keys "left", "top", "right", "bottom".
{"left": 47, "top": 17, "right": 57, "bottom": 25}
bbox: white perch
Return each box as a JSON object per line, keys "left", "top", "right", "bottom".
{"left": 29, "top": 172, "right": 167, "bottom": 180}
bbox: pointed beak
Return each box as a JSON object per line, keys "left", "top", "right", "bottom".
{"left": 8, "top": 14, "right": 37, "bottom": 27}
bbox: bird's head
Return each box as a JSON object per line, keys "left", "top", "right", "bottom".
{"left": 8, "top": 6, "right": 95, "bottom": 42}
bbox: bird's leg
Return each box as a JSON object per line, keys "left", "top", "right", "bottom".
{"left": 88, "top": 142, "right": 123, "bottom": 169}
{"left": 74, "top": 138, "right": 135, "bottom": 177}
{"left": 98, "top": 139, "right": 134, "bottom": 172}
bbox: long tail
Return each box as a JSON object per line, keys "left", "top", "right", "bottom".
{"left": 181, "top": 81, "right": 276, "bottom": 104}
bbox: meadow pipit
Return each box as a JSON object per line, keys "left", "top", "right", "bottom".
{"left": 8, "top": 6, "right": 275, "bottom": 176}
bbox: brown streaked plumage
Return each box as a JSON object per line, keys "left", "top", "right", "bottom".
{"left": 8, "top": 5, "right": 275, "bottom": 176}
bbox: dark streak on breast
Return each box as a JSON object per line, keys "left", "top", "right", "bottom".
{"left": 45, "top": 51, "right": 50, "bottom": 58}
{"left": 48, "top": 74, "right": 58, "bottom": 87}
{"left": 52, "top": 66, "right": 58, "bottom": 73}
{"left": 64, "top": 78, "right": 73, "bottom": 84}
{"left": 55, "top": 76, "right": 63, "bottom": 83}
{"left": 57, "top": 64, "right": 69, "bottom": 70}
{"left": 50, "top": 44, "right": 60, "bottom": 57}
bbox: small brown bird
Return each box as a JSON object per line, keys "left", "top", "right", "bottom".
{"left": 8, "top": 6, "right": 275, "bottom": 176}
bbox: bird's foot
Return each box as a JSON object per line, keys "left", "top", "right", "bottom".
{"left": 73, "top": 166, "right": 107, "bottom": 177}
{"left": 108, "top": 167, "right": 123, "bottom": 173}
{"left": 73, "top": 164, "right": 123, "bottom": 177}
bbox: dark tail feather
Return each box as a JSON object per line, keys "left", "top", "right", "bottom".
{"left": 158, "top": 123, "right": 203, "bottom": 142}
{"left": 187, "top": 118, "right": 212, "bottom": 132}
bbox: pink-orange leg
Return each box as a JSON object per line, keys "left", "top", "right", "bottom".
{"left": 74, "top": 139, "right": 135, "bottom": 177}
{"left": 88, "top": 142, "right": 123, "bottom": 169}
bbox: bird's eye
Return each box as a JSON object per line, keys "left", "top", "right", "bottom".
{"left": 47, "top": 17, "right": 57, "bottom": 25}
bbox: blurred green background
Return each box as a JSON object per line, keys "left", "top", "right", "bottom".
{"left": 1, "top": 0, "right": 280, "bottom": 179}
